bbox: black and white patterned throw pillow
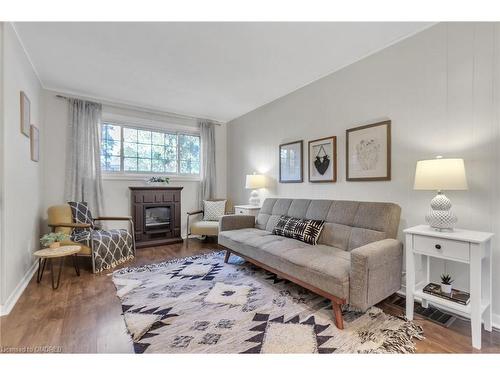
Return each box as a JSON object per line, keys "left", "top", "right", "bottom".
{"left": 68, "top": 201, "right": 95, "bottom": 234}
{"left": 203, "top": 200, "right": 226, "bottom": 221}
{"left": 272, "top": 215, "right": 325, "bottom": 245}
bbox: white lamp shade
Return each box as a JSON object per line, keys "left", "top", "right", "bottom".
{"left": 414, "top": 158, "right": 468, "bottom": 191}
{"left": 245, "top": 174, "right": 265, "bottom": 189}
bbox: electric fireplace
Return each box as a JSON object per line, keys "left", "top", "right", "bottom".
{"left": 129, "top": 187, "right": 183, "bottom": 248}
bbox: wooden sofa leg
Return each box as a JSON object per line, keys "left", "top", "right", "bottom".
{"left": 224, "top": 250, "right": 231, "bottom": 263}
{"left": 332, "top": 301, "right": 344, "bottom": 330}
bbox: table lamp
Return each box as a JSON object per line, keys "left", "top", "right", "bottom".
{"left": 245, "top": 174, "right": 265, "bottom": 206}
{"left": 414, "top": 156, "right": 468, "bottom": 231}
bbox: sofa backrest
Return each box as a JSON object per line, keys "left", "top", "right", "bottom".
{"left": 256, "top": 198, "right": 401, "bottom": 251}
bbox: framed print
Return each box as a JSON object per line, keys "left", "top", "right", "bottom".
{"left": 279, "top": 140, "right": 303, "bottom": 183}
{"left": 20, "top": 91, "right": 31, "bottom": 137}
{"left": 346, "top": 120, "right": 391, "bottom": 181}
{"left": 308, "top": 136, "right": 337, "bottom": 182}
{"left": 30, "top": 125, "right": 39, "bottom": 162}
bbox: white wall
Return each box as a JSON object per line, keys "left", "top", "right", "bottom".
{"left": 0, "top": 22, "right": 5, "bottom": 309}
{"left": 227, "top": 23, "right": 500, "bottom": 320}
{"left": 42, "top": 90, "right": 227, "bottom": 238}
{"left": 0, "top": 23, "right": 43, "bottom": 311}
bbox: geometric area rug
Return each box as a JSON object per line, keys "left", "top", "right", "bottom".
{"left": 112, "top": 251, "right": 424, "bottom": 354}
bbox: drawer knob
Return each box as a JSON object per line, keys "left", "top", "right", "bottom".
{"left": 435, "top": 244, "right": 442, "bottom": 250}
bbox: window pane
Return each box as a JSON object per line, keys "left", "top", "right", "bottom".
{"left": 152, "top": 131, "right": 164, "bottom": 145}
{"left": 165, "top": 133, "right": 177, "bottom": 148}
{"left": 138, "top": 143, "right": 151, "bottom": 158}
{"left": 152, "top": 145, "right": 164, "bottom": 160}
{"left": 165, "top": 159, "right": 177, "bottom": 173}
{"left": 124, "top": 157, "right": 138, "bottom": 171}
{"left": 138, "top": 129, "right": 151, "bottom": 144}
{"left": 102, "top": 124, "right": 121, "bottom": 141}
{"left": 123, "top": 128, "right": 138, "bottom": 143}
{"left": 180, "top": 160, "right": 200, "bottom": 174}
{"left": 152, "top": 159, "right": 165, "bottom": 173}
{"left": 124, "top": 142, "right": 138, "bottom": 157}
{"left": 102, "top": 156, "right": 120, "bottom": 171}
{"left": 101, "top": 124, "right": 122, "bottom": 172}
{"left": 179, "top": 134, "right": 200, "bottom": 174}
{"left": 138, "top": 158, "right": 151, "bottom": 171}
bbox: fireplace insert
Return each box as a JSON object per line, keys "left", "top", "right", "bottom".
{"left": 145, "top": 206, "right": 171, "bottom": 230}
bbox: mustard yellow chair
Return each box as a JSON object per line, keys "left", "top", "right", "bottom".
{"left": 47, "top": 204, "right": 135, "bottom": 272}
{"left": 186, "top": 199, "right": 233, "bottom": 239}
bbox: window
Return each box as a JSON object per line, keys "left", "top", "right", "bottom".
{"left": 100, "top": 123, "right": 201, "bottom": 176}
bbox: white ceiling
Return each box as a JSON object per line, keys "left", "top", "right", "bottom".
{"left": 14, "top": 22, "right": 434, "bottom": 122}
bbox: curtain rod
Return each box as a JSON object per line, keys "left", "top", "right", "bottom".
{"left": 55, "top": 94, "right": 223, "bottom": 126}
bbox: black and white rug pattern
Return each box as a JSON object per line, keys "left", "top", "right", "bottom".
{"left": 112, "top": 251, "right": 423, "bottom": 354}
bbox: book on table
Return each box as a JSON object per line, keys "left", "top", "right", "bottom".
{"left": 422, "top": 283, "right": 470, "bottom": 305}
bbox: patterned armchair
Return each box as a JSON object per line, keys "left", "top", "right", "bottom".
{"left": 47, "top": 202, "right": 136, "bottom": 273}
{"left": 186, "top": 199, "right": 233, "bottom": 239}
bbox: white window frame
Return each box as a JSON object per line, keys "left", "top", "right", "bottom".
{"left": 100, "top": 120, "right": 201, "bottom": 181}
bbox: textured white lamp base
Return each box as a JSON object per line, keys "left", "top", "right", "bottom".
{"left": 248, "top": 190, "right": 260, "bottom": 206}
{"left": 425, "top": 192, "right": 457, "bottom": 231}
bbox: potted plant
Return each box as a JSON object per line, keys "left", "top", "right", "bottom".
{"left": 146, "top": 176, "right": 170, "bottom": 186}
{"left": 40, "top": 232, "right": 69, "bottom": 249}
{"left": 440, "top": 273, "right": 454, "bottom": 294}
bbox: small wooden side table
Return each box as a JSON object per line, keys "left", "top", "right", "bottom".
{"left": 34, "top": 245, "right": 81, "bottom": 289}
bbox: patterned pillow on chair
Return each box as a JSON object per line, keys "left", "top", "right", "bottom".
{"left": 68, "top": 201, "right": 95, "bottom": 234}
{"left": 272, "top": 215, "right": 325, "bottom": 245}
{"left": 203, "top": 200, "right": 226, "bottom": 221}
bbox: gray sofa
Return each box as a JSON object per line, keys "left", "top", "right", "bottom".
{"left": 218, "top": 198, "right": 402, "bottom": 329}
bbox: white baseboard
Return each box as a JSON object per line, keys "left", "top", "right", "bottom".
{"left": 396, "top": 288, "right": 500, "bottom": 331}
{"left": 0, "top": 261, "right": 37, "bottom": 316}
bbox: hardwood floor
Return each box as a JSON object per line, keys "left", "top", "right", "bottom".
{"left": 1, "top": 239, "right": 499, "bottom": 353}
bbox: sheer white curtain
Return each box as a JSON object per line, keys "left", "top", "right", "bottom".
{"left": 64, "top": 98, "right": 104, "bottom": 216}
{"left": 198, "top": 120, "right": 216, "bottom": 207}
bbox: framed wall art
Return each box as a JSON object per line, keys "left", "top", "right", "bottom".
{"left": 20, "top": 91, "right": 31, "bottom": 137}
{"left": 279, "top": 140, "right": 303, "bottom": 183}
{"left": 308, "top": 136, "right": 337, "bottom": 182}
{"left": 346, "top": 120, "right": 391, "bottom": 181}
{"left": 30, "top": 125, "right": 39, "bottom": 162}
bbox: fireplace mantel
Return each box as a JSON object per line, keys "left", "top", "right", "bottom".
{"left": 129, "top": 186, "right": 185, "bottom": 191}
{"left": 129, "top": 186, "right": 183, "bottom": 248}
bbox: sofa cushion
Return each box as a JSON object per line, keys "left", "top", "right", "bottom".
{"left": 272, "top": 215, "right": 324, "bottom": 245}
{"left": 219, "top": 229, "right": 350, "bottom": 299}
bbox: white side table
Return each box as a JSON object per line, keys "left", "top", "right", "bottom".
{"left": 404, "top": 225, "right": 493, "bottom": 349}
{"left": 234, "top": 205, "right": 261, "bottom": 217}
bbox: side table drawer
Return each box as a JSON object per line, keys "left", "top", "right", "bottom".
{"left": 235, "top": 208, "right": 246, "bottom": 215}
{"left": 413, "top": 234, "right": 470, "bottom": 262}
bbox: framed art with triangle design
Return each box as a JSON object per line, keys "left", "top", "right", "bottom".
{"left": 308, "top": 136, "right": 337, "bottom": 183}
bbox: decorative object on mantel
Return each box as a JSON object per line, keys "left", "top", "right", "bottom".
{"left": 413, "top": 156, "right": 468, "bottom": 231}
{"left": 112, "top": 251, "right": 424, "bottom": 354}
{"left": 308, "top": 136, "right": 337, "bottom": 182}
{"left": 20, "top": 91, "right": 31, "bottom": 137}
{"left": 40, "top": 232, "right": 69, "bottom": 249}
{"left": 279, "top": 140, "right": 303, "bottom": 183}
{"left": 146, "top": 176, "right": 170, "bottom": 186}
{"left": 346, "top": 120, "right": 391, "bottom": 181}
{"left": 245, "top": 173, "right": 265, "bottom": 206}
{"left": 30, "top": 125, "right": 39, "bottom": 162}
